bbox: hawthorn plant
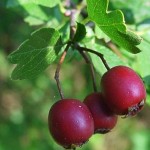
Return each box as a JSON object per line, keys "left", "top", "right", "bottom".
{"left": 8, "top": 0, "right": 148, "bottom": 149}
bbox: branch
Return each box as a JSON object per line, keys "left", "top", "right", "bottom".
{"left": 64, "top": 0, "right": 77, "bottom": 40}
{"left": 76, "top": 45, "right": 110, "bottom": 71}
{"left": 54, "top": 42, "right": 71, "bottom": 99}
{"left": 78, "top": 50, "right": 97, "bottom": 92}
{"left": 54, "top": 0, "right": 77, "bottom": 99}
{"left": 70, "top": 9, "right": 77, "bottom": 40}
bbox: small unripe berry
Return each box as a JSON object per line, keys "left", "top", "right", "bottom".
{"left": 100, "top": 66, "right": 146, "bottom": 116}
{"left": 48, "top": 99, "right": 94, "bottom": 149}
{"left": 84, "top": 92, "right": 118, "bottom": 133}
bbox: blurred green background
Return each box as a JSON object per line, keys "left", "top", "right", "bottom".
{"left": 1, "top": 0, "right": 150, "bottom": 150}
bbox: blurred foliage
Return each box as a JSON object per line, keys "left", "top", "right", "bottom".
{"left": 0, "top": 0, "right": 150, "bottom": 150}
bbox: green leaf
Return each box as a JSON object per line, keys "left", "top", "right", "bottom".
{"left": 33, "top": 0, "right": 60, "bottom": 8}
{"left": 73, "top": 22, "right": 86, "bottom": 42}
{"left": 8, "top": 28, "right": 63, "bottom": 80}
{"left": 13, "top": 3, "right": 49, "bottom": 23}
{"left": 59, "top": 21, "right": 70, "bottom": 42}
{"left": 11, "top": 3, "right": 63, "bottom": 27}
{"left": 24, "top": 16, "right": 45, "bottom": 26}
{"left": 22, "top": 4, "right": 49, "bottom": 21}
{"left": 7, "top": 0, "right": 60, "bottom": 8}
{"left": 110, "top": 0, "right": 150, "bottom": 24}
{"left": 86, "top": 0, "right": 142, "bottom": 53}
{"left": 95, "top": 25, "right": 110, "bottom": 42}
{"left": 132, "top": 40, "right": 150, "bottom": 78}
{"left": 144, "top": 76, "right": 150, "bottom": 86}
{"left": 131, "top": 22, "right": 150, "bottom": 78}
{"left": 81, "top": 26, "right": 95, "bottom": 44}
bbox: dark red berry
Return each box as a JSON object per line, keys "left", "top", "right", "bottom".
{"left": 48, "top": 99, "right": 94, "bottom": 149}
{"left": 100, "top": 66, "right": 146, "bottom": 116}
{"left": 84, "top": 92, "right": 118, "bottom": 134}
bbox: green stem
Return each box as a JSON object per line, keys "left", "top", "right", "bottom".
{"left": 76, "top": 45, "right": 110, "bottom": 71}
{"left": 81, "top": 17, "right": 90, "bottom": 25}
{"left": 78, "top": 50, "right": 97, "bottom": 92}
{"left": 54, "top": 42, "right": 71, "bottom": 99}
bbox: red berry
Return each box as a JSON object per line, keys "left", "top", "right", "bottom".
{"left": 100, "top": 66, "right": 146, "bottom": 116}
{"left": 84, "top": 92, "right": 118, "bottom": 134}
{"left": 48, "top": 99, "right": 94, "bottom": 149}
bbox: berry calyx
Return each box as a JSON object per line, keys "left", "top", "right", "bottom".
{"left": 48, "top": 99, "right": 94, "bottom": 149}
{"left": 100, "top": 66, "right": 146, "bottom": 116}
{"left": 84, "top": 92, "right": 118, "bottom": 134}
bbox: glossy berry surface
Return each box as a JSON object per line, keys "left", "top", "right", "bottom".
{"left": 48, "top": 99, "right": 94, "bottom": 149}
{"left": 84, "top": 92, "right": 118, "bottom": 134}
{"left": 100, "top": 66, "right": 146, "bottom": 116}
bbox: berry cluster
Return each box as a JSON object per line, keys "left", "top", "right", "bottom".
{"left": 48, "top": 66, "right": 146, "bottom": 149}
